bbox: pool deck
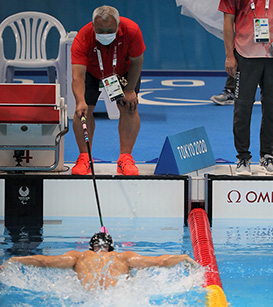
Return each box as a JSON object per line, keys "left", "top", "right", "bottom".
{"left": 1, "top": 162, "right": 271, "bottom": 203}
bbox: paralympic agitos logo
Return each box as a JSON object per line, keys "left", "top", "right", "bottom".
{"left": 227, "top": 189, "right": 273, "bottom": 204}
{"left": 18, "top": 186, "right": 30, "bottom": 205}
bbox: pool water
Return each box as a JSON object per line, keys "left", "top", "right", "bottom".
{"left": 1, "top": 217, "right": 273, "bottom": 306}
{"left": 212, "top": 219, "right": 273, "bottom": 307}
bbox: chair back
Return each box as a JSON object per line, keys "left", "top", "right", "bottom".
{"left": 0, "top": 11, "right": 66, "bottom": 61}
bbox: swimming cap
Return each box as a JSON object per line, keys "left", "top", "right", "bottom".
{"left": 89, "top": 232, "right": 114, "bottom": 251}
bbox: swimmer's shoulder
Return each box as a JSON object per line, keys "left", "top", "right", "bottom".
{"left": 63, "top": 250, "right": 84, "bottom": 259}
{"left": 82, "top": 250, "right": 97, "bottom": 257}
{"left": 116, "top": 250, "right": 140, "bottom": 261}
{"left": 70, "top": 250, "right": 97, "bottom": 264}
{"left": 62, "top": 250, "right": 95, "bottom": 260}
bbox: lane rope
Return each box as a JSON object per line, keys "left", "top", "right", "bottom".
{"left": 188, "top": 208, "right": 228, "bottom": 307}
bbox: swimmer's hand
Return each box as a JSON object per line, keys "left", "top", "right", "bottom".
{"left": 0, "top": 260, "right": 12, "bottom": 271}
{"left": 183, "top": 255, "right": 199, "bottom": 272}
{"left": 184, "top": 255, "right": 198, "bottom": 267}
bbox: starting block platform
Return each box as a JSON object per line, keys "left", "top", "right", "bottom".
{"left": 0, "top": 84, "right": 68, "bottom": 172}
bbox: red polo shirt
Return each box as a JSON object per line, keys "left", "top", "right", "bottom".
{"left": 219, "top": 0, "right": 273, "bottom": 58}
{"left": 71, "top": 17, "right": 146, "bottom": 79}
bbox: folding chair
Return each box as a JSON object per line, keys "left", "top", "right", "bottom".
{"left": 0, "top": 11, "right": 67, "bottom": 97}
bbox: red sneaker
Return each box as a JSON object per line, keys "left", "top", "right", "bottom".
{"left": 117, "top": 154, "right": 139, "bottom": 175}
{"left": 72, "top": 153, "right": 92, "bottom": 175}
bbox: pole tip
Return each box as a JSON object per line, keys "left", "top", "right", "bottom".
{"left": 100, "top": 226, "right": 108, "bottom": 233}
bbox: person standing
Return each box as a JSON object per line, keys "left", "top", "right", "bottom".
{"left": 71, "top": 5, "right": 145, "bottom": 175}
{"left": 219, "top": 0, "right": 273, "bottom": 175}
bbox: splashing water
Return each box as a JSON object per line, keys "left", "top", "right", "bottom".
{"left": 0, "top": 262, "right": 206, "bottom": 306}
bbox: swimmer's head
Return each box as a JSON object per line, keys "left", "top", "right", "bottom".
{"left": 89, "top": 232, "right": 114, "bottom": 252}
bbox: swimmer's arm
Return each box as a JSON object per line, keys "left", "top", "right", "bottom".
{"left": 4, "top": 251, "right": 81, "bottom": 269}
{"left": 157, "top": 254, "right": 197, "bottom": 267}
{"left": 123, "top": 251, "right": 197, "bottom": 268}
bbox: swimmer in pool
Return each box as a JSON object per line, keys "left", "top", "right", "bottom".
{"left": 0, "top": 229, "right": 197, "bottom": 290}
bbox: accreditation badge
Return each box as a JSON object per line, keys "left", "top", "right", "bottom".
{"left": 254, "top": 18, "right": 270, "bottom": 43}
{"left": 102, "top": 75, "right": 125, "bottom": 102}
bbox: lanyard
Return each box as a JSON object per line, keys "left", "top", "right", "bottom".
{"left": 96, "top": 44, "right": 117, "bottom": 79}
{"left": 251, "top": 0, "right": 270, "bottom": 16}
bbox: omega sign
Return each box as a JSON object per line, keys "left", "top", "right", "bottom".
{"left": 227, "top": 189, "right": 273, "bottom": 204}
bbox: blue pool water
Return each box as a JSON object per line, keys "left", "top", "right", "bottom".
{"left": 1, "top": 217, "right": 273, "bottom": 306}
{"left": 212, "top": 219, "right": 273, "bottom": 307}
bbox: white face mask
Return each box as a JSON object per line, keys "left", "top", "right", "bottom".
{"left": 95, "top": 33, "right": 116, "bottom": 45}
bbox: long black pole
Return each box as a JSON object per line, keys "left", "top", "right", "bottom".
{"left": 80, "top": 115, "right": 104, "bottom": 228}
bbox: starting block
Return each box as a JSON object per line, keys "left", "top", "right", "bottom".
{"left": 0, "top": 83, "right": 68, "bottom": 171}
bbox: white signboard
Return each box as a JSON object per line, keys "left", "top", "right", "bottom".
{"left": 44, "top": 179, "right": 187, "bottom": 218}
{"left": 212, "top": 180, "right": 273, "bottom": 219}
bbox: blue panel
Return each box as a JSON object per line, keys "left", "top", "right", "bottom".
{"left": 155, "top": 126, "right": 215, "bottom": 175}
{"left": 154, "top": 138, "right": 179, "bottom": 175}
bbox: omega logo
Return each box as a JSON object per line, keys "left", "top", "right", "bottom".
{"left": 227, "top": 190, "right": 241, "bottom": 203}
{"left": 227, "top": 190, "right": 273, "bottom": 204}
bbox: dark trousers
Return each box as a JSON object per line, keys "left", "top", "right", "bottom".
{"left": 85, "top": 72, "right": 141, "bottom": 106}
{"left": 225, "top": 74, "right": 235, "bottom": 92}
{"left": 234, "top": 50, "right": 273, "bottom": 159}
